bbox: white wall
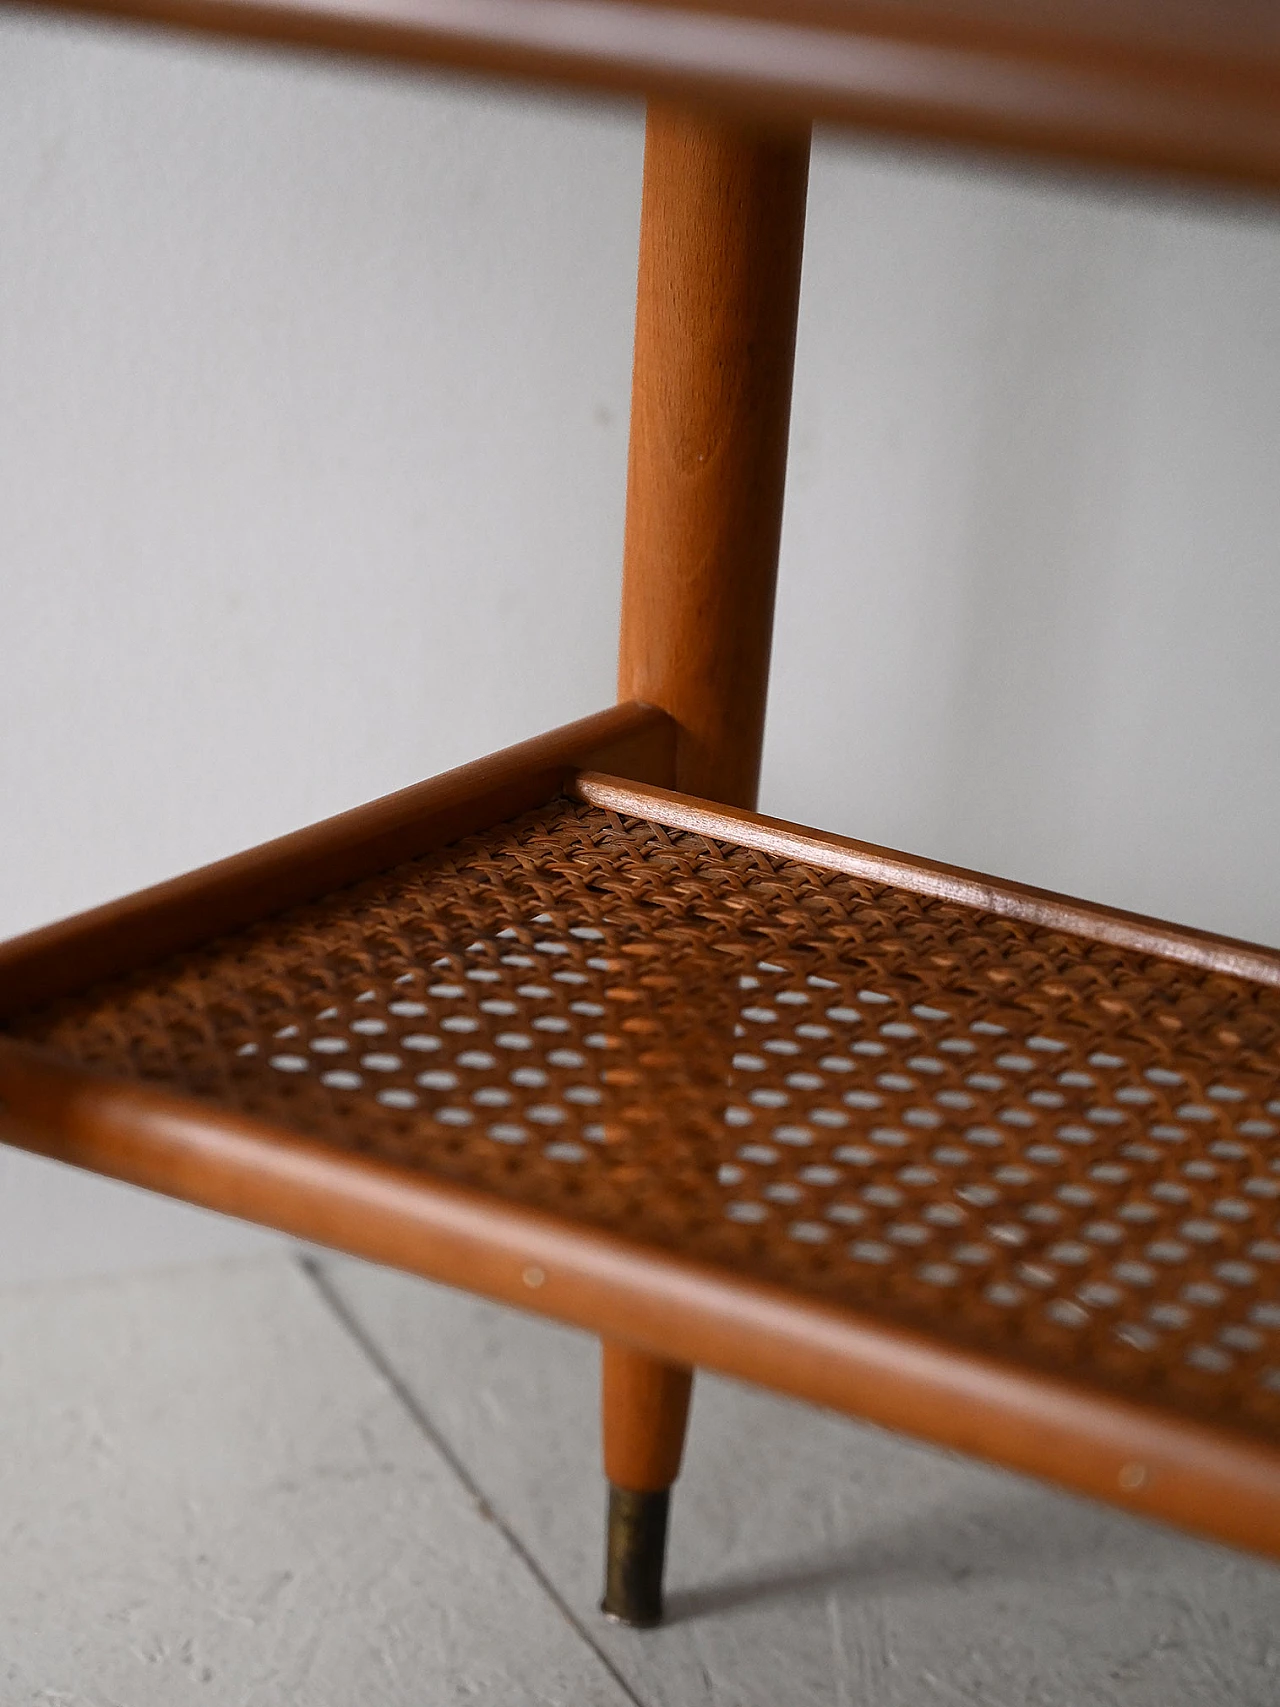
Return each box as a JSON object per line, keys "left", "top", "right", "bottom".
{"left": 3, "top": 10, "right": 1279, "bottom": 1283}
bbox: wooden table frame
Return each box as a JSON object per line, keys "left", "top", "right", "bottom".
{"left": 4, "top": 0, "right": 1279, "bottom": 1636}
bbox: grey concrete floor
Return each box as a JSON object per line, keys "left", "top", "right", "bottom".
{"left": 1, "top": 1252, "right": 1277, "bottom": 1704}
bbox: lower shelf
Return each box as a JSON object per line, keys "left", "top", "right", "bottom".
{"left": 4, "top": 720, "right": 1280, "bottom": 1558}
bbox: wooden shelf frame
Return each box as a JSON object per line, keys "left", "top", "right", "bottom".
{"left": 4, "top": 718, "right": 1280, "bottom": 1562}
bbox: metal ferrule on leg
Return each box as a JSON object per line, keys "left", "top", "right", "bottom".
{"left": 603, "top": 1485, "right": 672, "bottom": 1627}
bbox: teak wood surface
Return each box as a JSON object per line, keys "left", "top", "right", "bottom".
{"left": 602, "top": 1343, "right": 694, "bottom": 1491}
{"left": 616, "top": 105, "right": 808, "bottom": 810}
{"left": 13, "top": 0, "right": 1280, "bottom": 194}
{"left": 608, "top": 102, "right": 810, "bottom": 1537}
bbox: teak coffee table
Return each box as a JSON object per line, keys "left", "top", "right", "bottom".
{"left": 3, "top": 0, "right": 1280, "bottom": 1633}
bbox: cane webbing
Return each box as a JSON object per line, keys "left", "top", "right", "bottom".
{"left": 12, "top": 795, "right": 1280, "bottom": 1443}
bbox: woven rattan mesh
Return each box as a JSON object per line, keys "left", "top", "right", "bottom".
{"left": 12, "top": 797, "right": 1280, "bottom": 1438}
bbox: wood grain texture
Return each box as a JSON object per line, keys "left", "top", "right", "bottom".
{"left": 2, "top": 1041, "right": 1280, "bottom": 1560}
{"left": 0, "top": 703, "right": 674, "bottom": 1023}
{"left": 617, "top": 105, "right": 809, "bottom": 810}
{"left": 602, "top": 1342, "right": 693, "bottom": 1491}
{"left": 15, "top": 0, "right": 1280, "bottom": 194}
{"left": 573, "top": 771, "right": 1280, "bottom": 988}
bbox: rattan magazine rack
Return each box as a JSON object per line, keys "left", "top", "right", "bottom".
{"left": 3, "top": 0, "right": 1280, "bottom": 1631}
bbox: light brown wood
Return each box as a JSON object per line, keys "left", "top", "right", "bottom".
{"left": 19, "top": 0, "right": 1280, "bottom": 196}
{"left": 573, "top": 771, "right": 1280, "bottom": 988}
{"left": 617, "top": 104, "right": 810, "bottom": 810}
{"left": 602, "top": 1342, "right": 693, "bottom": 1491}
{"left": 0, "top": 704, "right": 673, "bottom": 1023}
{"left": 3, "top": 1040, "right": 1280, "bottom": 1559}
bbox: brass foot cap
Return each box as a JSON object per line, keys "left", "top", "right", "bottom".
{"left": 601, "top": 1484, "right": 670, "bottom": 1628}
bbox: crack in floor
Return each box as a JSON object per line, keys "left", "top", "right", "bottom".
{"left": 300, "top": 1255, "right": 649, "bottom": 1707}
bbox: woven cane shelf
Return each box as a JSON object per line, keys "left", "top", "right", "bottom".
{"left": 3, "top": 710, "right": 1280, "bottom": 1558}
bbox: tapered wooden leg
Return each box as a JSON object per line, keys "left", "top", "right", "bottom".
{"left": 600, "top": 1341, "right": 694, "bottom": 1627}
{"left": 604, "top": 99, "right": 808, "bottom": 1628}
{"left": 617, "top": 102, "right": 811, "bottom": 810}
